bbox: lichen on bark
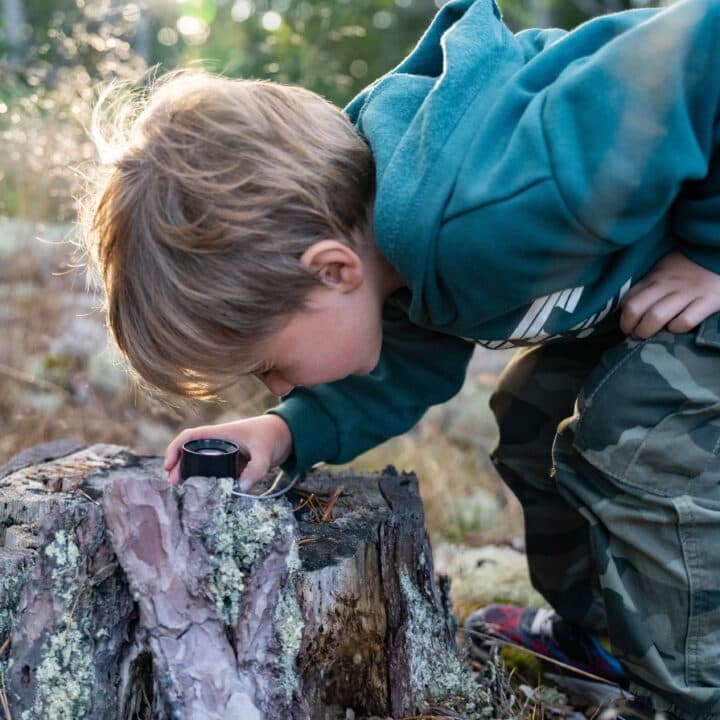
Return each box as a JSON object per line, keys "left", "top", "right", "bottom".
{"left": 274, "top": 544, "right": 303, "bottom": 700}
{"left": 45, "top": 530, "right": 80, "bottom": 605}
{"left": 22, "top": 530, "right": 95, "bottom": 720}
{"left": 400, "top": 572, "right": 493, "bottom": 719}
{"left": 22, "top": 618, "right": 94, "bottom": 720}
{"left": 0, "top": 557, "right": 33, "bottom": 642}
{"left": 204, "top": 478, "right": 291, "bottom": 626}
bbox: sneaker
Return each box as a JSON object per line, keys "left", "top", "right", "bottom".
{"left": 463, "top": 604, "right": 627, "bottom": 686}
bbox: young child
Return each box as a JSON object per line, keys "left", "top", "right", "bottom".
{"left": 83, "top": 0, "right": 720, "bottom": 716}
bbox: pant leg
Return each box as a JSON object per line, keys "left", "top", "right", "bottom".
{"left": 490, "top": 332, "right": 623, "bottom": 632}
{"left": 552, "top": 313, "right": 720, "bottom": 719}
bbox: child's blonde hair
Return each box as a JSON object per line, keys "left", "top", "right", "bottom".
{"left": 81, "top": 70, "right": 374, "bottom": 399}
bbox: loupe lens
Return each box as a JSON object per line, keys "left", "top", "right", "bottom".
{"left": 180, "top": 438, "right": 249, "bottom": 480}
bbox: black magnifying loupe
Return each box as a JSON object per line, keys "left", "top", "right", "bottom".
{"left": 180, "top": 438, "right": 249, "bottom": 481}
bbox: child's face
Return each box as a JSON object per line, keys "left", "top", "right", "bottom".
{"left": 250, "top": 236, "right": 403, "bottom": 397}
{"left": 252, "top": 282, "right": 384, "bottom": 397}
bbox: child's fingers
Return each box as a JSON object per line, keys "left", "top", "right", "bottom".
{"left": 620, "top": 277, "right": 654, "bottom": 304}
{"left": 163, "top": 445, "right": 179, "bottom": 471}
{"left": 163, "top": 436, "right": 186, "bottom": 471}
{"left": 630, "top": 291, "right": 692, "bottom": 339}
{"left": 621, "top": 251, "right": 720, "bottom": 337}
{"left": 163, "top": 432, "right": 183, "bottom": 469}
{"left": 619, "top": 285, "right": 674, "bottom": 335}
{"left": 167, "top": 465, "right": 182, "bottom": 487}
{"left": 666, "top": 296, "right": 718, "bottom": 334}
{"left": 163, "top": 427, "right": 206, "bottom": 471}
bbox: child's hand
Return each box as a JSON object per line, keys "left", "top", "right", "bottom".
{"left": 164, "top": 414, "right": 293, "bottom": 489}
{"left": 620, "top": 251, "right": 720, "bottom": 339}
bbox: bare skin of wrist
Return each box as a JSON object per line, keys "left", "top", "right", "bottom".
{"left": 264, "top": 414, "right": 293, "bottom": 468}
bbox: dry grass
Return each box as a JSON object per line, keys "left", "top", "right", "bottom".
{"left": 340, "top": 381, "right": 524, "bottom": 546}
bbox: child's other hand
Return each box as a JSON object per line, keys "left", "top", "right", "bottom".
{"left": 164, "top": 414, "right": 293, "bottom": 489}
{"left": 620, "top": 251, "right": 720, "bottom": 339}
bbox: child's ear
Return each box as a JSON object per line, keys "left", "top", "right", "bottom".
{"left": 299, "top": 240, "right": 364, "bottom": 292}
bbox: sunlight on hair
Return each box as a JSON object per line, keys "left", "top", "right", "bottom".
{"left": 79, "top": 70, "right": 375, "bottom": 399}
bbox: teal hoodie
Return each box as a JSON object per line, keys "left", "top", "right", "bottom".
{"left": 270, "top": 0, "right": 720, "bottom": 475}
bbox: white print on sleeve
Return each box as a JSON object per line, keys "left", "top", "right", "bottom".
{"left": 475, "top": 278, "right": 632, "bottom": 350}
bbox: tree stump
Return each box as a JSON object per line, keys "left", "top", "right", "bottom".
{"left": 0, "top": 442, "right": 494, "bottom": 720}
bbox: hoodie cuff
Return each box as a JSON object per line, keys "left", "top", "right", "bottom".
{"left": 680, "top": 245, "right": 720, "bottom": 277}
{"left": 266, "top": 393, "right": 340, "bottom": 476}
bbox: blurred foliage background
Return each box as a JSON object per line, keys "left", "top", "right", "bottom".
{"left": 0, "top": 0, "right": 652, "bottom": 220}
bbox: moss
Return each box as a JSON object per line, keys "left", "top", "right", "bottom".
{"left": 535, "top": 685, "right": 568, "bottom": 707}
{"left": 205, "top": 478, "right": 291, "bottom": 626}
{"left": 434, "top": 543, "right": 548, "bottom": 620}
{"left": 399, "top": 572, "right": 493, "bottom": 720}
{"left": 499, "top": 646, "right": 543, "bottom": 684}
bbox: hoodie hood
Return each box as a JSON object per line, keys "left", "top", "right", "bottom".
{"left": 345, "top": 0, "right": 521, "bottom": 290}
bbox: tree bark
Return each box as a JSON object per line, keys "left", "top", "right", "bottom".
{"left": 0, "top": 443, "right": 493, "bottom": 720}
{"left": 0, "top": 442, "right": 139, "bottom": 720}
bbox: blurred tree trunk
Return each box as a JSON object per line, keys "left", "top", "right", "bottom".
{"left": 529, "top": 0, "right": 553, "bottom": 26}
{"left": 133, "top": 4, "right": 152, "bottom": 63}
{"left": 546, "top": 0, "right": 637, "bottom": 31}
{"left": 2, "top": 0, "right": 26, "bottom": 60}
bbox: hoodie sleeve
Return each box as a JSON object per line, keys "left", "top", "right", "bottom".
{"left": 267, "top": 292, "right": 474, "bottom": 475}
{"left": 540, "top": 0, "right": 720, "bottom": 272}
{"left": 671, "top": 155, "right": 720, "bottom": 273}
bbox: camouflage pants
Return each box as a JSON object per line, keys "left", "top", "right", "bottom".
{"left": 490, "top": 313, "right": 720, "bottom": 719}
